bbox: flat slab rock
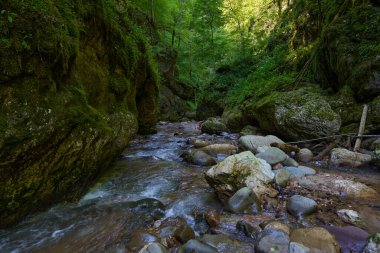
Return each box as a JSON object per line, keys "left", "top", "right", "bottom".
{"left": 297, "top": 173, "right": 378, "bottom": 199}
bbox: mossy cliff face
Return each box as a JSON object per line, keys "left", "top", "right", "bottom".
{"left": 0, "top": 0, "right": 159, "bottom": 227}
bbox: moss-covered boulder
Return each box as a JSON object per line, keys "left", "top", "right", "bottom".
{"left": 0, "top": 0, "right": 159, "bottom": 227}
{"left": 243, "top": 89, "right": 341, "bottom": 140}
{"left": 317, "top": 3, "right": 380, "bottom": 102}
{"left": 222, "top": 107, "right": 249, "bottom": 133}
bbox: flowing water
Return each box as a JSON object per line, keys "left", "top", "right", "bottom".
{"left": 0, "top": 121, "right": 379, "bottom": 253}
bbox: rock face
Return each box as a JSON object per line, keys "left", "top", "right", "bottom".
{"left": 0, "top": 1, "right": 160, "bottom": 228}
{"left": 201, "top": 118, "right": 229, "bottom": 134}
{"left": 330, "top": 148, "right": 372, "bottom": 167}
{"left": 242, "top": 89, "right": 341, "bottom": 140}
{"left": 287, "top": 195, "right": 317, "bottom": 218}
{"left": 205, "top": 151, "right": 275, "bottom": 200}
{"left": 239, "top": 135, "right": 285, "bottom": 153}
{"left": 290, "top": 227, "right": 341, "bottom": 253}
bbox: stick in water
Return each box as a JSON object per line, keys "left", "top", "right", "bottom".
{"left": 354, "top": 104, "right": 368, "bottom": 152}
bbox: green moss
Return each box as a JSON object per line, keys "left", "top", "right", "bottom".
{"left": 110, "top": 76, "right": 130, "bottom": 95}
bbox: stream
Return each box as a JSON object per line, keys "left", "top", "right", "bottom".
{"left": 0, "top": 121, "right": 379, "bottom": 253}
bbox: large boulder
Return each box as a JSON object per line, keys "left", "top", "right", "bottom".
{"left": 239, "top": 135, "right": 285, "bottom": 153}
{"left": 205, "top": 151, "right": 275, "bottom": 200}
{"left": 200, "top": 118, "right": 229, "bottom": 135}
{"left": 242, "top": 89, "right": 341, "bottom": 140}
{"left": 330, "top": 148, "right": 372, "bottom": 167}
{"left": 290, "top": 227, "right": 341, "bottom": 253}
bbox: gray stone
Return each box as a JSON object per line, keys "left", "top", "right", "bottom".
{"left": 283, "top": 157, "right": 299, "bottom": 167}
{"left": 200, "top": 144, "right": 238, "bottom": 157}
{"left": 289, "top": 242, "right": 310, "bottom": 253}
{"left": 283, "top": 166, "right": 316, "bottom": 178}
{"left": 296, "top": 149, "right": 314, "bottom": 163}
{"left": 138, "top": 243, "right": 169, "bottom": 253}
{"left": 330, "top": 148, "right": 372, "bottom": 167}
{"left": 287, "top": 195, "right": 317, "bottom": 218}
{"left": 236, "top": 219, "right": 262, "bottom": 239}
{"left": 255, "top": 229, "right": 290, "bottom": 253}
{"left": 256, "top": 147, "right": 288, "bottom": 165}
{"left": 205, "top": 151, "right": 275, "bottom": 199}
{"left": 239, "top": 135, "right": 284, "bottom": 153}
{"left": 227, "top": 187, "right": 261, "bottom": 213}
{"left": 179, "top": 239, "right": 219, "bottom": 253}
{"left": 191, "top": 150, "right": 217, "bottom": 166}
{"left": 275, "top": 169, "right": 291, "bottom": 187}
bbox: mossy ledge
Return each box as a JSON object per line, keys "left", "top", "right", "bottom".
{"left": 0, "top": 0, "right": 159, "bottom": 228}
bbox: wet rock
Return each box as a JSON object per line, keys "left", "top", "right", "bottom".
{"left": 127, "top": 230, "right": 159, "bottom": 252}
{"left": 222, "top": 107, "right": 249, "bottom": 133}
{"left": 239, "top": 135, "right": 284, "bottom": 153}
{"left": 128, "top": 198, "right": 166, "bottom": 221}
{"left": 205, "top": 151, "right": 275, "bottom": 200}
{"left": 200, "top": 234, "right": 233, "bottom": 251}
{"left": 173, "top": 225, "right": 195, "bottom": 244}
{"left": 255, "top": 229, "right": 290, "bottom": 253}
{"left": 287, "top": 195, "right": 317, "bottom": 218}
{"left": 154, "top": 217, "right": 189, "bottom": 241}
{"left": 200, "top": 144, "right": 238, "bottom": 157}
{"left": 324, "top": 226, "right": 369, "bottom": 253}
{"left": 201, "top": 118, "right": 229, "bottom": 135}
{"left": 227, "top": 187, "right": 261, "bottom": 214}
{"left": 330, "top": 148, "right": 372, "bottom": 167}
{"left": 138, "top": 242, "right": 169, "bottom": 253}
{"left": 194, "top": 213, "right": 210, "bottom": 235}
{"left": 179, "top": 239, "right": 219, "bottom": 253}
{"left": 283, "top": 157, "right": 299, "bottom": 167}
{"left": 289, "top": 242, "right": 310, "bottom": 253}
{"left": 181, "top": 150, "right": 217, "bottom": 166}
{"left": 297, "top": 174, "right": 378, "bottom": 199}
{"left": 283, "top": 166, "right": 316, "bottom": 178}
{"left": 205, "top": 211, "right": 220, "bottom": 227}
{"left": 188, "top": 139, "right": 210, "bottom": 148}
{"left": 240, "top": 125, "right": 258, "bottom": 136}
{"left": 275, "top": 169, "right": 291, "bottom": 187}
{"left": 256, "top": 147, "right": 288, "bottom": 165}
{"left": 291, "top": 227, "right": 340, "bottom": 253}
{"left": 236, "top": 219, "right": 262, "bottom": 239}
{"left": 336, "top": 209, "right": 361, "bottom": 224}
{"left": 363, "top": 233, "right": 380, "bottom": 253}
{"left": 296, "top": 149, "right": 314, "bottom": 163}
{"left": 264, "top": 221, "right": 290, "bottom": 235}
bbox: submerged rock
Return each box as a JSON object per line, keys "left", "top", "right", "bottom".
{"left": 226, "top": 187, "right": 261, "bottom": 214}
{"left": 330, "top": 148, "right": 372, "bottom": 167}
{"left": 255, "top": 229, "right": 290, "bottom": 253}
{"left": 205, "top": 151, "right": 275, "bottom": 200}
{"left": 287, "top": 195, "right": 317, "bottom": 218}
{"left": 239, "top": 135, "right": 284, "bottom": 153}
{"left": 201, "top": 118, "right": 229, "bottom": 135}
{"left": 290, "top": 227, "right": 341, "bottom": 253}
